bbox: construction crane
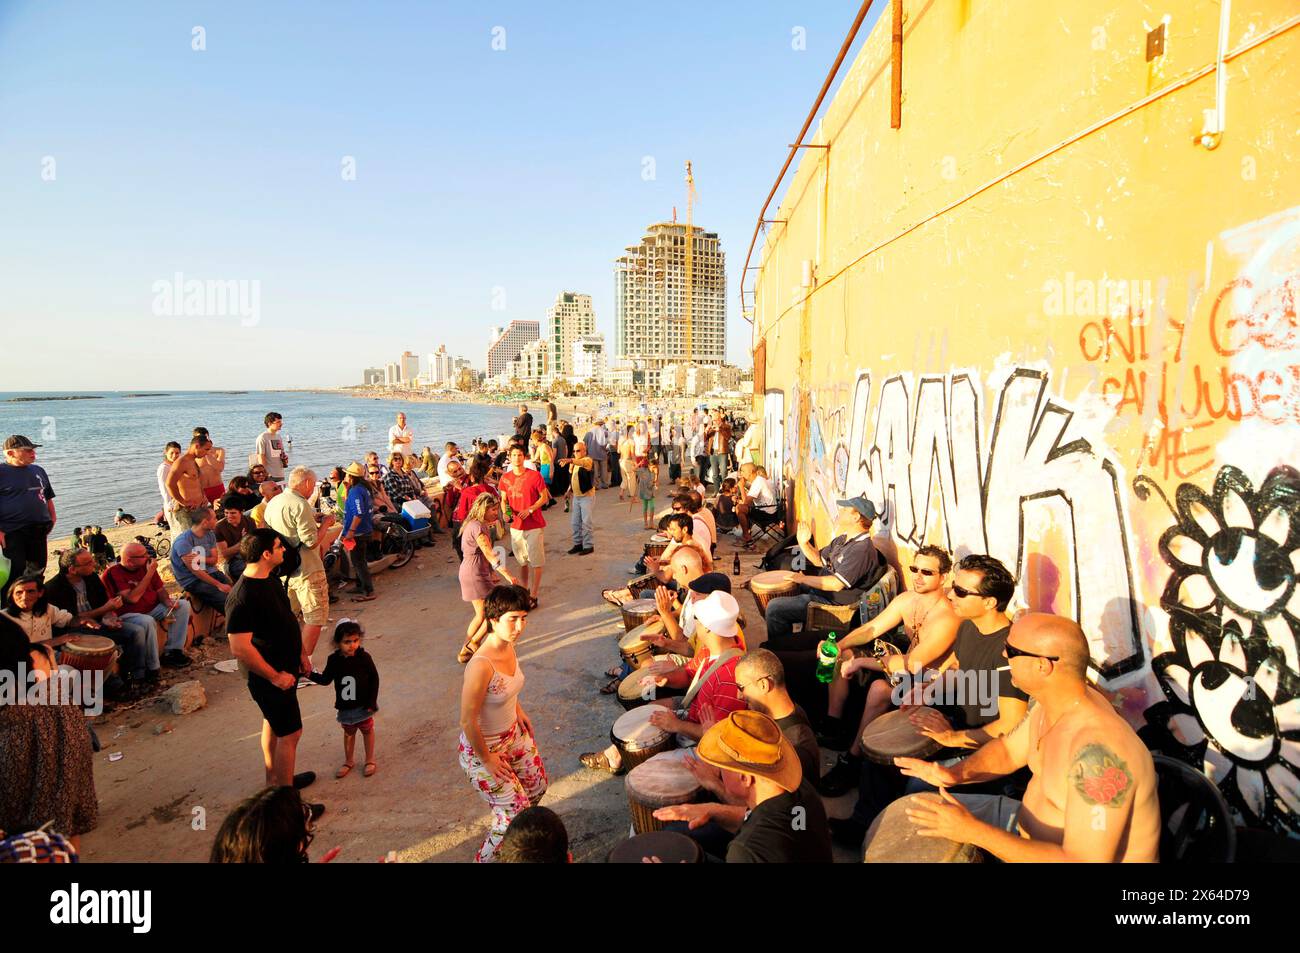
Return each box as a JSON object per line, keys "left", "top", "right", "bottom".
{"left": 683, "top": 160, "right": 696, "bottom": 365}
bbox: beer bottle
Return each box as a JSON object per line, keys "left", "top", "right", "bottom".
{"left": 732, "top": 552, "right": 741, "bottom": 576}
{"left": 816, "top": 632, "right": 840, "bottom": 684}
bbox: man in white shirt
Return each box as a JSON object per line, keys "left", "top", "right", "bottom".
{"left": 437, "top": 442, "right": 462, "bottom": 485}
{"left": 255, "top": 412, "right": 289, "bottom": 482}
{"left": 388, "top": 412, "right": 413, "bottom": 456}
{"left": 735, "top": 463, "right": 779, "bottom": 546}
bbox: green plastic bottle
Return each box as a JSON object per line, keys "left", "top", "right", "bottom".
{"left": 816, "top": 631, "right": 840, "bottom": 684}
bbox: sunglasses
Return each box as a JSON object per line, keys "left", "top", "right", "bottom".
{"left": 909, "top": 566, "right": 939, "bottom": 577}
{"left": 949, "top": 583, "right": 984, "bottom": 599}
{"left": 1004, "top": 642, "right": 1059, "bottom": 662}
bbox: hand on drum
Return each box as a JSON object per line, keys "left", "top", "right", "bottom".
{"left": 652, "top": 802, "right": 714, "bottom": 829}
{"left": 647, "top": 707, "right": 683, "bottom": 733}
{"left": 645, "top": 659, "right": 677, "bottom": 678}
{"left": 905, "top": 788, "right": 979, "bottom": 843}
{"left": 683, "top": 755, "right": 726, "bottom": 797}
{"left": 893, "top": 757, "right": 957, "bottom": 789}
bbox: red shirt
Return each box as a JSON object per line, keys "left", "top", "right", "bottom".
{"left": 454, "top": 482, "right": 493, "bottom": 523}
{"left": 102, "top": 563, "right": 166, "bottom": 615}
{"left": 684, "top": 653, "right": 746, "bottom": 725}
{"left": 498, "top": 468, "right": 547, "bottom": 531}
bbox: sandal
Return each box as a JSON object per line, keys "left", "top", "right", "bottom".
{"left": 602, "top": 588, "right": 629, "bottom": 608}
{"left": 600, "top": 676, "right": 621, "bottom": 694}
{"left": 457, "top": 640, "right": 477, "bottom": 664}
{"left": 579, "top": 750, "right": 621, "bottom": 775}
{"left": 352, "top": 593, "right": 377, "bottom": 602}
{"left": 335, "top": 762, "right": 354, "bottom": 779}
{"left": 363, "top": 762, "right": 377, "bottom": 778}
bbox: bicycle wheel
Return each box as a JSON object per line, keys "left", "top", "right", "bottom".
{"left": 383, "top": 523, "right": 414, "bottom": 569}
{"left": 155, "top": 536, "right": 171, "bottom": 558}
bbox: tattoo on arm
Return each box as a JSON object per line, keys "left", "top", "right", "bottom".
{"left": 1070, "top": 743, "right": 1133, "bottom": 807}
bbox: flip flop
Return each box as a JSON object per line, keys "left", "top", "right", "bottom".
{"left": 602, "top": 588, "right": 628, "bottom": 607}
{"left": 363, "top": 762, "right": 377, "bottom": 778}
{"left": 335, "top": 763, "right": 354, "bottom": 779}
{"left": 599, "top": 677, "right": 620, "bottom": 694}
{"left": 579, "top": 750, "right": 622, "bottom": 775}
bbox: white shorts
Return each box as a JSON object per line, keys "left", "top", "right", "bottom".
{"left": 510, "top": 528, "right": 545, "bottom": 566}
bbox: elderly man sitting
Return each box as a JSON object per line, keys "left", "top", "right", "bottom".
{"left": 579, "top": 590, "right": 747, "bottom": 774}
{"left": 103, "top": 541, "right": 193, "bottom": 668}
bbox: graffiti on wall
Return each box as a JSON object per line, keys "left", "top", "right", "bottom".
{"left": 1139, "top": 465, "right": 1300, "bottom": 832}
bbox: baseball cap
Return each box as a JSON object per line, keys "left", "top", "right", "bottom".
{"left": 4, "top": 435, "right": 40, "bottom": 451}
{"left": 693, "top": 590, "right": 740, "bottom": 640}
{"left": 836, "top": 494, "right": 879, "bottom": 522}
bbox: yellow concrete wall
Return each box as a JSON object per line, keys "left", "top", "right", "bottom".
{"left": 753, "top": 0, "right": 1300, "bottom": 834}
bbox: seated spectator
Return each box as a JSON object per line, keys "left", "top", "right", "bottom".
{"left": 103, "top": 542, "right": 194, "bottom": 668}
{"left": 209, "top": 786, "right": 315, "bottom": 863}
{"left": 655, "top": 710, "right": 831, "bottom": 863}
{"left": 0, "top": 617, "right": 98, "bottom": 852}
{"left": 761, "top": 494, "right": 885, "bottom": 650}
{"left": 364, "top": 451, "right": 387, "bottom": 482}
{"left": 170, "top": 505, "right": 233, "bottom": 615}
{"left": 249, "top": 481, "right": 282, "bottom": 528}
{"left": 734, "top": 463, "right": 779, "bottom": 546}
{"left": 220, "top": 476, "right": 259, "bottom": 515}
{"left": 214, "top": 504, "right": 252, "bottom": 578}
{"left": 498, "top": 806, "right": 570, "bottom": 864}
{"left": 46, "top": 549, "right": 159, "bottom": 689}
{"left": 437, "top": 442, "right": 463, "bottom": 485}
{"left": 248, "top": 463, "right": 271, "bottom": 487}
{"left": 580, "top": 590, "right": 746, "bottom": 774}
{"left": 1, "top": 573, "right": 74, "bottom": 643}
{"left": 674, "top": 493, "right": 715, "bottom": 559}
{"left": 646, "top": 513, "right": 713, "bottom": 577}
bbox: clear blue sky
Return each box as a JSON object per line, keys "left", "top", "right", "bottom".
{"left": 0, "top": 1, "right": 881, "bottom": 389}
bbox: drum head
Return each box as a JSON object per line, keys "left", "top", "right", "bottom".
{"left": 624, "top": 598, "right": 657, "bottom": 615}
{"left": 750, "top": 570, "right": 794, "bottom": 588}
{"left": 618, "top": 672, "right": 657, "bottom": 702}
{"left": 650, "top": 535, "right": 669, "bottom": 544}
{"left": 62, "top": 635, "right": 117, "bottom": 654}
{"left": 864, "top": 794, "right": 981, "bottom": 863}
{"left": 860, "top": 708, "right": 942, "bottom": 763}
{"left": 618, "top": 629, "right": 651, "bottom": 652}
{"left": 611, "top": 705, "right": 669, "bottom": 751}
{"left": 625, "top": 750, "right": 701, "bottom": 806}
{"left": 608, "top": 830, "right": 703, "bottom": 864}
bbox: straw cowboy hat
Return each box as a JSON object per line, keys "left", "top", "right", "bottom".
{"left": 344, "top": 461, "right": 366, "bottom": 478}
{"left": 697, "top": 710, "right": 802, "bottom": 793}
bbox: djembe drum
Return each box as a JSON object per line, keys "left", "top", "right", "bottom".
{"left": 610, "top": 706, "right": 676, "bottom": 773}
{"left": 748, "top": 570, "right": 799, "bottom": 618}
{"left": 859, "top": 708, "right": 943, "bottom": 765}
{"left": 625, "top": 749, "right": 703, "bottom": 835}
{"left": 863, "top": 793, "right": 983, "bottom": 863}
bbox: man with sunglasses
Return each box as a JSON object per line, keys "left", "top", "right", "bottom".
{"left": 815, "top": 544, "right": 961, "bottom": 794}
{"left": 761, "top": 494, "right": 885, "bottom": 649}
{"left": 829, "top": 553, "right": 1029, "bottom": 847}
{"left": 896, "top": 612, "right": 1160, "bottom": 862}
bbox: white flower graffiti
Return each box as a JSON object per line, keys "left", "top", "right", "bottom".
{"left": 1140, "top": 465, "right": 1300, "bottom": 833}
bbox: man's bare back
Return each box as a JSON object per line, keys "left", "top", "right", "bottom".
{"left": 1020, "top": 687, "right": 1160, "bottom": 861}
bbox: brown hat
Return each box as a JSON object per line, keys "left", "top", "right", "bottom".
{"left": 344, "top": 461, "right": 366, "bottom": 478}
{"left": 696, "top": 710, "right": 802, "bottom": 793}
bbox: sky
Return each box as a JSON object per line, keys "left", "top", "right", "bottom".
{"left": 0, "top": 1, "right": 882, "bottom": 390}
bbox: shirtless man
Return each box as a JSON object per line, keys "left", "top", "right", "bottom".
{"left": 166, "top": 434, "right": 212, "bottom": 534}
{"left": 645, "top": 513, "right": 713, "bottom": 577}
{"left": 815, "top": 545, "right": 961, "bottom": 794}
{"left": 898, "top": 612, "right": 1160, "bottom": 862}
{"left": 193, "top": 427, "right": 227, "bottom": 504}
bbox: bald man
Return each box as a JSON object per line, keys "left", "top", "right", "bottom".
{"left": 103, "top": 541, "right": 194, "bottom": 667}
{"left": 896, "top": 613, "right": 1160, "bottom": 862}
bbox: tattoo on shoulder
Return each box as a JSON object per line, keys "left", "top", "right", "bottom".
{"left": 1070, "top": 743, "right": 1133, "bottom": 807}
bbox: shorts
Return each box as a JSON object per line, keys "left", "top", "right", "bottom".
{"left": 510, "top": 527, "right": 545, "bottom": 566}
{"left": 338, "top": 707, "right": 374, "bottom": 731}
{"left": 248, "top": 674, "right": 302, "bottom": 738}
{"left": 641, "top": 497, "right": 655, "bottom": 515}
{"left": 287, "top": 570, "right": 329, "bottom": 626}
{"left": 203, "top": 485, "right": 225, "bottom": 503}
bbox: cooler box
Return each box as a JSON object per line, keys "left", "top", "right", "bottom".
{"left": 400, "top": 500, "right": 431, "bottom": 531}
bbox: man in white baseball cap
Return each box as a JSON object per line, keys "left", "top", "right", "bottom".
{"left": 580, "top": 589, "right": 749, "bottom": 774}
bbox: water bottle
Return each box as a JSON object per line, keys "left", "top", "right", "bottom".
{"left": 816, "top": 632, "right": 840, "bottom": 684}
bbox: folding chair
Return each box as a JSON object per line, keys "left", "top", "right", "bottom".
{"left": 747, "top": 503, "right": 786, "bottom": 547}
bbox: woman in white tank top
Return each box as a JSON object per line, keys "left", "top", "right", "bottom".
{"left": 457, "top": 584, "right": 548, "bottom": 863}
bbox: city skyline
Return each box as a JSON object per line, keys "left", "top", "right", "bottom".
{"left": 0, "top": 2, "right": 875, "bottom": 390}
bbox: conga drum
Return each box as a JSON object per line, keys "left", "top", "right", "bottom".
{"left": 643, "top": 534, "right": 671, "bottom": 561}
{"left": 863, "top": 794, "right": 982, "bottom": 863}
{"left": 617, "top": 671, "right": 658, "bottom": 711}
{"left": 748, "top": 570, "right": 799, "bottom": 618}
{"left": 621, "top": 598, "right": 659, "bottom": 633}
{"left": 859, "top": 708, "right": 943, "bottom": 765}
{"left": 608, "top": 830, "right": 704, "bottom": 864}
{"left": 618, "top": 626, "right": 655, "bottom": 670}
{"left": 628, "top": 574, "right": 662, "bottom": 601}
{"left": 57, "top": 635, "right": 121, "bottom": 674}
{"left": 610, "top": 706, "right": 675, "bottom": 772}
{"left": 625, "top": 749, "right": 703, "bottom": 834}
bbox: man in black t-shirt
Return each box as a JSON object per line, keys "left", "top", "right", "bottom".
{"left": 761, "top": 494, "right": 884, "bottom": 649}
{"left": 226, "top": 528, "right": 321, "bottom": 813}
{"left": 831, "top": 553, "right": 1030, "bottom": 847}
{"left": 659, "top": 711, "right": 830, "bottom": 863}
{"left": 513, "top": 404, "right": 533, "bottom": 442}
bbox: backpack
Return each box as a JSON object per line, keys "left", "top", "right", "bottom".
{"left": 272, "top": 533, "right": 302, "bottom": 583}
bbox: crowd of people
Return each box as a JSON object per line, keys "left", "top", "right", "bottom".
{"left": 1, "top": 396, "right": 1165, "bottom": 864}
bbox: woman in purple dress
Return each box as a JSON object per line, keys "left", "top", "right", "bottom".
{"left": 457, "top": 493, "right": 518, "bottom": 662}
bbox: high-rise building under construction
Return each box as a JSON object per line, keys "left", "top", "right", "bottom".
{"left": 547, "top": 291, "right": 595, "bottom": 380}
{"left": 614, "top": 222, "right": 725, "bottom": 370}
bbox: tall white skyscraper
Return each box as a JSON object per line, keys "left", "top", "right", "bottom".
{"left": 614, "top": 221, "right": 725, "bottom": 369}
